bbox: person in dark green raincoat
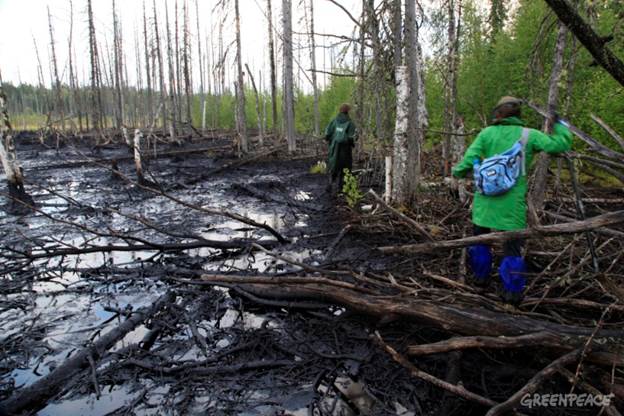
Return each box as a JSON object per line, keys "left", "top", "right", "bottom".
{"left": 324, "top": 104, "right": 357, "bottom": 192}
{"left": 452, "top": 96, "right": 572, "bottom": 305}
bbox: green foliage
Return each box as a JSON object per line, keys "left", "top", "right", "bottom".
{"left": 309, "top": 160, "right": 327, "bottom": 175}
{"left": 342, "top": 169, "right": 363, "bottom": 208}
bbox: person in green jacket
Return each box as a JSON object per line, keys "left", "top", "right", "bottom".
{"left": 324, "top": 104, "right": 357, "bottom": 193}
{"left": 452, "top": 96, "right": 572, "bottom": 305}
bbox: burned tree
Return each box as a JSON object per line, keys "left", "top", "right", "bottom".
{"left": 87, "top": 0, "right": 104, "bottom": 140}
{"left": 0, "top": 85, "right": 34, "bottom": 212}
{"left": 47, "top": 6, "right": 65, "bottom": 131}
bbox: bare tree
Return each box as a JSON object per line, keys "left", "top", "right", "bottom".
{"left": 282, "top": 0, "right": 296, "bottom": 153}
{"left": 530, "top": 22, "right": 568, "bottom": 218}
{"left": 403, "top": 0, "right": 427, "bottom": 204}
{"left": 143, "top": 1, "right": 154, "bottom": 128}
{"left": 153, "top": 0, "right": 168, "bottom": 133}
{"left": 195, "top": 0, "right": 205, "bottom": 131}
{"left": 182, "top": 0, "right": 193, "bottom": 125}
{"left": 68, "top": 0, "right": 83, "bottom": 132}
{"left": 444, "top": 0, "right": 462, "bottom": 176}
{"left": 87, "top": 0, "right": 104, "bottom": 140}
{"left": 305, "top": 0, "right": 320, "bottom": 136}
{"left": 112, "top": 0, "right": 125, "bottom": 130}
{"left": 267, "top": 0, "right": 278, "bottom": 134}
{"left": 234, "top": 0, "right": 249, "bottom": 153}
{"left": 47, "top": 6, "right": 65, "bottom": 131}
{"left": 165, "top": 1, "right": 179, "bottom": 141}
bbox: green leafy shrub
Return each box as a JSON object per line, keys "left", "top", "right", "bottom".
{"left": 309, "top": 161, "right": 327, "bottom": 174}
{"left": 342, "top": 169, "right": 363, "bottom": 208}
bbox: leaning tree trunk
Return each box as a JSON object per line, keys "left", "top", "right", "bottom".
{"left": 234, "top": 0, "right": 249, "bottom": 153}
{"left": 47, "top": 6, "right": 65, "bottom": 132}
{"left": 403, "top": 0, "right": 428, "bottom": 205}
{"left": 246, "top": 64, "right": 264, "bottom": 146}
{"left": 282, "top": 0, "right": 296, "bottom": 153}
{"left": 0, "top": 86, "right": 34, "bottom": 213}
{"left": 530, "top": 22, "right": 568, "bottom": 219}
{"left": 391, "top": 66, "right": 410, "bottom": 205}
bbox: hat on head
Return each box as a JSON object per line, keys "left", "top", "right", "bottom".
{"left": 494, "top": 96, "right": 522, "bottom": 109}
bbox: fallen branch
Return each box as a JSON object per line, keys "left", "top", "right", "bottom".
{"left": 485, "top": 349, "right": 582, "bottom": 416}
{"left": 0, "top": 291, "right": 175, "bottom": 415}
{"left": 407, "top": 332, "right": 562, "bottom": 356}
{"left": 368, "top": 189, "right": 434, "bottom": 242}
{"left": 378, "top": 210, "right": 624, "bottom": 255}
{"left": 373, "top": 331, "right": 497, "bottom": 407}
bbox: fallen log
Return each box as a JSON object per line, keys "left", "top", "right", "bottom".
{"left": 195, "top": 275, "right": 624, "bottom": 349}
{"left": 368, "top": 189, "right": 434, "bottom": 241}
{"left": 0, "top": 291, "right": 175, "bottom": 415}
{"left": 378, "top": 210, "right": 624, "bottom": 255}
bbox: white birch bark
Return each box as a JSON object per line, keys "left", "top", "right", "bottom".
{"left": 134, "top": 129, "right": 145, "bottom": 184}
{"left": 235, "top": 0, "right": 249, "bottom": 153}
{"left": 391, "top": 66, "right": 410, "bottom": 204}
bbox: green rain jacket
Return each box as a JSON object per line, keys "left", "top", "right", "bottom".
{"left": 452, "top": 116, "right": 572, "bottom": 231}
{"left": 324, "top": 113, "right": 357, "bottom": 176}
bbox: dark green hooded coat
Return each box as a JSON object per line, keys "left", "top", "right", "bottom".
{"left": 324, "top": 113, "right": 357, "bottom": 177}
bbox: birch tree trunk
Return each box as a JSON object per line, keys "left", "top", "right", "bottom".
{"left": 0, "top": 86, "right": 34, "bottom": 212}
{"left": 182, "top": 0, "right": 193, "bottom": 125}
{"left": 391, "top": 66, "right": 409, "bottom": 204}
{"left": 443, "top": 0, "right": 458, "bottom": 177}
{"left": 282, "top": 0, "right": 296, "bottom": 153}
{"left": 235, "top": 0, "right": 249, "bottom": 153}
{"left": 530, "top": 22, "right": 568, "bottom": 218}
{"left": 403, "top": 0, "right": 428, "bottom": 205}
{"left": 267, "top": 0, "right": 278, "bottom": 135}
{"left": 195, "top": 0, "right": 205, "bottom": 132}
{"left": 112, "top": 0, "right": 124, "bottom": 130}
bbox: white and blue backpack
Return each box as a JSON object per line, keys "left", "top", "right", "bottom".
{"left": 473, "top": 128, "right": 530, "bottom": 196}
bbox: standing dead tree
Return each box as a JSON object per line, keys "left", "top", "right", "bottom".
{"left": 282, "top": 0, "right": 296, "bottom": 153}
{"left": 68, "top": 0, "right": 83, "bottom": 132}
{"left": 112, "top": 0, "right": 125, "bottom": 131}
{"left": 530, "top": 22, "right": 568, "bottom": 218}
{"left": 305, "top": 0, "right": 320, "bottom": 136}
{"left": 47, "top": 6, "right": 65, "bottom": 131}
{"left": 267, "top": 0, "right": 279, "bottom": 135}
{"left": 182, "top": 0, "right": 193, "bottom": 126}
{"left": 0, "top": 85, "right": 34, "bottom": 212}
{"left": 165, "top": 1, "right": 179, "bottom": 142}
{"left": 153, "top": 0, "right": 168, "bottom": 134}
{"left": 234, "top": 0, "right": 249, "bottom": 153}
{"left": 87, "top": 0, "right": 104, "bottom": 141}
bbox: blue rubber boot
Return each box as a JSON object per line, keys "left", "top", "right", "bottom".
{"left": 499, "top": 256, "right": 527, "bottom": 305}
{"left": 468, "top": 245, "right": 492, "bottom": 286}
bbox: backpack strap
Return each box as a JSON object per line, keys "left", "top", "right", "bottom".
{"left": 520, "top": 128, "right": 530, "bottom": 176}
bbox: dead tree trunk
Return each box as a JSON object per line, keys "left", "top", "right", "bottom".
{"left": 134, "top": 129, "right": 146, "bottom": 184}
{"left": 403, "top": 0, "right": 428, "bottom": 205}
{"left": 153, "top": 0, "right": 168, "bottom": 134}
{"left": 165, "top": 2, "right": 179, "bottom": 142}
{"left": 544, "top": 0, "right": 624, "bottom": 87}
{"left": 142, "top": 2, "right": 153, "bottom": 128}
{"left": 47, "top": 6, "right": 65, "bottom": 131}
{"left": 67, "top": 0, "right": 83, "bottom": 133}
{"left": 87, "top": 0, "right": 104, "bottom": 141}
{"left": 245, "top": 64, "right": 264, "bottom": 146}
{"left": 530, "top": 22, "right": 567, "bottom": 217}
{"left": 195, "top": 0, "right": 205, "bottom": 131}
{"left": 282, "top": 0, "right": 296, "bottom": 153}
{"left": 112, "top": 0, "right": 125, "bottom": 130}
{"left": 267, "top": 0, "right": 279, "bottom": 135}
{"left": 0, "top": 86, "right": 34, "bottom": 212}
{"left": 182, "top": 0, "right": 193, "bottom": 126}
{"left": 307, "top": 0, "right": 320, "bottom": 136}
{"left": 234, "top": 0, "right": 249, "bottom": 153}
